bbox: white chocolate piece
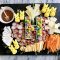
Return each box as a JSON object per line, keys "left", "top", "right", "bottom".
{"left": 2, "top": 26, "right": 13, "bottom": 46}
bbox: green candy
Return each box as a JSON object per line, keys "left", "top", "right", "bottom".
{"left": 25, "top": 20, "right": 30, "bottom": 23}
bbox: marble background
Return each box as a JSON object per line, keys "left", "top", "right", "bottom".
{"left": 0, "top": 0, "right": 60, "bottom": 4}
{"left": 0, "top": 56, "right": 58, "bottom": 60}
{"left": 0, "top": 0, "right": 60, "bottom": 60}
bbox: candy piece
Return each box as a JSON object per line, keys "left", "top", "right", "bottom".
{"left": 12, "top": 23, "right": 17, "bottom": 26}
{"left": 13, "top": 39, "right": 19, "bottom": 49}
{"left": 11, "top": 26, "right": 16, "bottom": 30}
{"left": 44, "top": 7, "right": 51, "bottom": 17}
{"left": 2, "top": 26, "right": 13, "bottom": 46}
{"left": 41, "top": 4, "right": 48, "bottom": 13}
{"left": 9, "top": 45, "right": 17, "bottom": 54}
{"left": 15, "top": 13, "right": 20, "bottom": 22}
{"left": 17, "top": 25, "right": 23, "bottom": 29}
{"left": 50, "top": 7, "right": 57, "bottom": 17}
{"left": 20, "top": 11, "right": 24, "bottom": 20}
{"left": 31, "top": 26, "right": 35, "bottom": 31}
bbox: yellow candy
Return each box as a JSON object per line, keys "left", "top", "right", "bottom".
{"left": 15, "top": 45, "right": 19, "bottom": 49}
{"left": 25, "top": 20, "right": 30, "bottom": 24}
{"left": 28, "top": 27, "right": 31, "bottom": 30}
{"left": 41, "top": 4, "right": 48, "bottom": 13}
{"left": 15, "top": 13, "right": 20, "bottom": 22}
{"left": 12, "top": 49, "right": 17, "bottom": 54}
{"left": 50, "top": 7, "right": 57, "bottom": 12}
{"left": 15, "top": 18, "right": 20, "bottom": 22}
{"left": 41, "top": 8, "right": 46, "bottom": 13}
{"left": 37, "top": 22, "right": 41, "bottom": 26}
{"left": 50, "top": 12, "right": 56, "bottom": 17}
{"left": 13, "top": 40, "right": 19, "bottom": 49}
{"left": 44, "top": 7, "right": 51, "bottom": 17}
{"left": 50, "top": 7, "right": 57, "bottom": 17}
{"left": 44, "top": 13, "right": 49, "bottom": 17}
{"left": 9, "top": 45, "right": 17, "bottom": 54}
{"left": 20, "top": 11, "right": 24, "bottom": 20}
{"left": 31, "top": 26, "right": 34, "bottom": 31}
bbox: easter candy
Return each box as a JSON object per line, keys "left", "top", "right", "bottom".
{"left": 17, "top": 25, "right": 22, "bottom": 29}
{"left": 41, "top": 4, "right": 48, "bottom": 13}
{"left": 38, "top": 36, "right": 42, "bottom": 41}
{"left": 19, "top": 30, "right": 22, "bottom": 34}
{"left": 31, "top": 26, "right": 34, "bottom": 31}
{"left": 18, "top": 34, "right": 22, "bottom": 38}
{"left": 11, "top": 26, "right": 15, "bottom": 30}
{"left": 44, "top": 13, "right": 49, "bottom": 17}
{"left": 20, "top": 11, "right": 24, "bottom": 20}
{"left": 50, "top": 7, "right": 57, "bottom": 17}
{"left": 13, "top": 39, "right": 19, "bottom": 49}
{"left": 12, "top": 23, "right": 17, "bottom": 26}
{"left": 25, "top": 20, "right": 28, "bottom": 23}
{"left": 26, "top": 20, "right": 30, "bottom": 23}
{"left": 36, "top": 27, "right": 39, "bottom": 30}
{"left": 15, "top": 13, "right": 20, "bottom": 22}
{"left": 9, "top": 45, "right": 17, "bottom": 54}
{"left": 15, "top": 18, "right": 20, "bottom": 22}
{"left": 50, "top": 12, "right": 56, "bottom": 17}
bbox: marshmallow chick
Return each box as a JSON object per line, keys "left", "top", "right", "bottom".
{"left": 13, "top": 39, "right": 19, "bottom": 49}
{"left": 9, "top": 45, "right": 17, "bottom": 54}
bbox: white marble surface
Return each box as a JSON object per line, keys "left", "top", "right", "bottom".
{"left": 0, "top": 56, "right": 58, "bottom": 60}
{"left": 0, "top": 0, "right": 60, "bottom": 4}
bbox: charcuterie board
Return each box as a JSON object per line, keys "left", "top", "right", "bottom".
{"left": 0, "top": 4, "right": 60, "bottom": 55}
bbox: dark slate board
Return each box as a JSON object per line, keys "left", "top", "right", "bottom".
{"left": 0, "top": 4, "right": 60, "bottom": 55}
